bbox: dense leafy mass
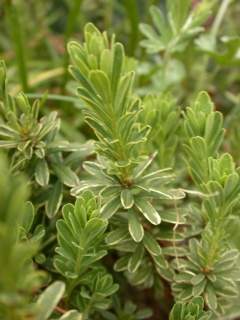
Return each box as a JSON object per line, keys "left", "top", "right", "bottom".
{"left": 0, "top": 0, "right": 240, "bottom": 319}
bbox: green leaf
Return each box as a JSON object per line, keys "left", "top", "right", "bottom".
{"left": 191, "top": 273, "right": 205, "bottom": 285}
{"left": 35, "top": 159, "right": 49, "bottom": 187}
{"left": 21, "top": 201, "right": 35, "bottom": 232}
{"left": 0, "top": 124, "right": 18, "bottom": 138}
{"left": 114, "top": 255, "right": 129, "bottom": 272}
{"left": 16, "top": 92, "right": 31, "bottom": 113}
{"left": 192, "top": 278, "right": 206, "bottom": 296}
{"left": 143, "top": 232, "right": 162, "bottom": 256}
{"left": 194, "top": 91, "right": 214, "bottom": 114}
{"left": 205, "top": 285, "right": 218, "bottom": 310}
{"left": 196, "top": 33, "right": 216, "bottom": 52}
{"left": 175, "top": 272, "right": 193, "bottom": 283}
{"left": 167, "top": 0, "right": 190, "bottom": 32}
{"left": 128, "top": 243, "right": 144, "bottom": 273}
{"left": 169, "top": 302, "right": 183, "bottom": 320}
{"left": 128, "top": 265, "right": 152, "bottom": 286}
{"left": 111, "top": 43, "right": 124, "bottom": 97}
{"left": 46, "top": 182, "right": 63, "bottom": 218}
{"left": 128, "top": 211, "right": 144, "bottom": 242}
{"left": 156, "top": 265, "right": 174, "bottom": 281}
{"left": 133, "top": 153, "right": 156, "bottom": 178}
{"left": 135, "top": 198, "right": 161, "bottom": 225}
{"left": 162, "top": 246, "right": 187, "bottom": 257}
{"left": 83, "top": 161, "right": 105, "bottom": 176}
{"left": 149, "top": 5, "right": 166, "bottom": 35}
{"left": 159, "top": 210, "right": 186, "bottom": 224}
{"left": 55, "top": 193, "right": 109, "bottom": 280}
{"left": 84, "top": 218, "right": 108, "bottom": 245}
{"left": 101, "top": 196, "right": 121, "bottom": 219}
{"left": 89, "top": 70, "right": 111, "bottom": 103}
{"left": 36, "top": 281, "right": 65, "bottom": 320}
{"left": 53, "top": 164, "right": 79, "bottom": 187}
{"left": 105, "top": 228, "right": 129, "bottom": 245}
{"left": 95, "top": 274, "right": 119, "bottom": 296}
{"left": 121, "top": 189, "right": 134, "bottom": 209}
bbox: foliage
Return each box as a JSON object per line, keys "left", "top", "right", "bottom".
{"left": 140, "top": 0, "right": 214, "bottom": 54}
{"left": 0, "top": 154, "right": 81, "bottom": 319}
{"left": 169, "top": 297, "right": 212, "bottom": 320}
{"left": 54, "top": 191, "right": 119, "bottom": 318}
{"left": 0, "top": 154, "right": 40, "bottom": 319}
{"left": 68, "top": 23, "right": 185, "bottom": 249}
{"left": 171, "top": 90, "right": 240, "bottom": 315}
{"left": 141, "top": 94, "right": 180, "bottom": 168}
{"left": 0, "top": 1, "right": 240, "bottom": 319}
{"left": 68, "top": 23, "right": 148, "bottom": 177}
{"left": 172, "top": 228, "right": 240, "bottom": 313}
{"left": 0, "top": 60, "right": 93, "bottom": 218}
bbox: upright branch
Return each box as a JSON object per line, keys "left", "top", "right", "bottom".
{"left": 68, "top": 23, "right": 149, "bottom": 182}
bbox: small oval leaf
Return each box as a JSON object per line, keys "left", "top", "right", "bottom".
{"left": 128, "top": 211, "right": 144, "bottom": 243}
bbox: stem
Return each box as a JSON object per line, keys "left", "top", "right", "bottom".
{"left": 11, "top": 68, "right": 64, "bottom": 95}
{"left": 40, "top": 234, "right": 57, "bottom": 250}
{"left": 82, "top": 295, "right": 95, "bottom": 320}
{"left": 66, "top": 246, "right": 86, "bottom": 298}
{"left": 162, "top": 49, "right": 171, "bottom": 89}
{"left": 61, "top": 0, "right": 83, "bottom": 91}
{"left": 211, "top": 0, "right": 233, "bottom": 38}
{"left": 196, "top": 0, "right": 233, "bottom": 92}
{"left": 26, "top": 93, "right": 81, "bottom": 105}
{"left": 66, "top": 278, "right": 78, "bottom": 298}
{"left": 204, "top": 227, "right": 222, "bottom": 269}
{"left": 123, "top": 0, "right": 140, "bottom": 55}
{"left": 55, "top": 305, "right": 67, "bottom": 314}
{"left": 5, "top": 0, "right": 28, "bottom": 91}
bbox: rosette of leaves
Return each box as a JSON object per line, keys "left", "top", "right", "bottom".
{"left": 72, "top": 155, "right": 186, "bottom": 243}
{"left": 111, "top": 232, "right": 175, "bottom": 287}
{"left": 170, "top": 297, "right": 212, "bottom": 320}
{"left": 184, "top": 92, "right": 240, "bottom": 225}
{"left": 172, "top": 91, "right": 240, "bottom": 315}
{"left": 68, "top": 23, "right": 149, "bottom": 179}
{"left": 183, "top": 91, "right": 224, "bottom": 185}
{"left": 0, "top": 60, "right": 93, "bottom": 218}
{"left": 54, "top": 191, "right": 108, "bottom": 279}
{"left": 73, "top": 269, "right": 119, "bottom": 318}
{"left": 202, "top": 153, "right": 240, "bottom": 226}
{"left": 186, "top": 149, "right": 240, "bottom": 229}
{"left": 172, "top": 228, "right": 240, "bottom": 314}
{"left": 54, "top": 191, "right": 119, "bottom": 317}
{"left": 68, "top": 23, "right": 185, "bottom": 243}
{"left": 106, "top": 204, "right": 188, "bottom": 287}
{"left": 140, "top": 1, "right": 215, "bottom": 54}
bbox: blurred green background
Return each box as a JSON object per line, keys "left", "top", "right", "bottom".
{"left": 0, "top": 0, "right": 240, "bottom": 154}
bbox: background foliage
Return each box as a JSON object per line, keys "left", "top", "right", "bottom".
{"left": 0, "top": 0, "right": 240, "bottom": 319}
